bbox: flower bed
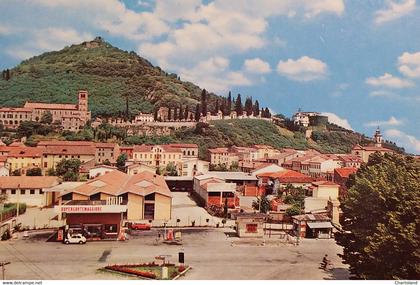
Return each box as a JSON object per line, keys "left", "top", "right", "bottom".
{"left": 102, "top": 263, "right": 188, "bottom": 280}
{"left": 105, "top": 265, "right": 156, "bottom": 279}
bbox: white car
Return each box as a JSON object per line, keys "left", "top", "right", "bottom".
{"left": 64, "top": 234, "right": 87, "bottom": 244}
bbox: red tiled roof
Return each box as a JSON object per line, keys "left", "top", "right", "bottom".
{"left": 338, "top": 155, "right": 363, "bottom": 163}
{"left": 352, "top": 144, "right": 393, "bottom": 152}
{"left": 41, "top": 145, "right": 96, "bottom": 156}
{"left": 37, "top": 140, "right": 94, "bottom": 147}
{"left": 334, "top": 167, "right": 357, "bottom": 178}
{"left": 208, "top": 147, "right": 230, "bottom": 154}
{"left": 91, "top": 165, "right": 117, "bottom": 170}
{"left": 7, "top": 147, "right": 43, "bottom": 157}
{"left": 65, "top": 170, "right": 171, "bottom": 198}
{"left": 312, "top": 181, "right": 339, "bottom": 187}
{"left": 9, "top": 142, "right": 25, "bottom": 147}
{"left": 0, "top": 107, "right": 32, "bottom": 112}
{"left": 95, "top": 142, "right": 117, "bottom": 148}
{"left": 0, "top": 176, "right": 59, "bottom": 189}
{"left": 0, "top": 156, "right": 7, "bottom": 162}
{"left": 167, "top": 143, "right": 198, "bottom": 148}
{"left": 24, "top": 102, "right": 78, "bottom": 110}
{"left": 257, "top": 170, "right": 313, "bottom": 183}
{"left": 0, "top": 146, "right": 13, "bottom": 153}
{"left": 252, "top": 144, "right": 275, "bottom": 149}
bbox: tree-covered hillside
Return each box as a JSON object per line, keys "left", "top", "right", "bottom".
{"left": 0, "top": 37, "right": 213, "bottom": 117}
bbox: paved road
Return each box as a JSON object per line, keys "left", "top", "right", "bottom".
{"left": 170, "top": 192, "right": 223, "bottom": 226}
{"left": 0, "top": 228, "right": 349, "bottom": 280}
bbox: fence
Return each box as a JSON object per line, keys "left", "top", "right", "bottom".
{"left": 0, "top": 203, "right": 27, "bottom": 223}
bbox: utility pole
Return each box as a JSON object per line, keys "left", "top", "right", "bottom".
{"left": 1, "top": 261, "right": 11, "bottom": 280}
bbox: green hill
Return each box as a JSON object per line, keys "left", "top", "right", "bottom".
{"left": 0, "top": 37, "right": 215, "bottom": 117}
{"left": 122, "top": 119, "right": 365, "bottom": 158}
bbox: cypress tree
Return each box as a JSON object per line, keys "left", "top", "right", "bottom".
{"left": 125, "top": 96, "right": 129, "bottom": 119}
{"left": 221, "top": 99, "right": 227, "bottom": 116}
{"left": 174, "top": 108, "right": 178, "bottom": 121}
{"left": 215, "top": 99, "right": 219, "bottom": 114}
{"left": 235, "top": 94, "right": 243, "bottom": 115}
{"left": 245, "top": 97, "right": 253, "bottom": 116}
{"left": 201, "top": 89, "right": 207, "bottom": 115}
{"left": 153, "top": 108, "right": 158, "bottom": 121}
{"left": 168, "top": 108, "right": 172, "bottom": 121}
{"left": 179, "top": 105, "right": 183, "bottom": 120}
{"left": 195, "top": 104, "right": 201, "bottom": 121}
{"left": 227, "top": 91, "right": 232, "bottom": 114}
{"left": 253, "top": 100, "right": 260, "bottom": 116}
{"left": 184, "top": 105, "right": 189, "bottom": 120}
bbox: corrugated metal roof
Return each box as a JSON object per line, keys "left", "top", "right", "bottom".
{"left": 307, "top": 221, "right": 333, "bottom": 229}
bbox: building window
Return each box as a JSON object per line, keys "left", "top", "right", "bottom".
{"left": 30, "top": 189, "right": 35, "bottom": 195}
{"left": 20, "top": 189, "right": 25, "bottom": 195}
{"left": 104, "top": 224, "right": 118, "bottom": 233}
{"left": 145, "top": 193, "right": 155, "bottom": 201}
{"left": 1, "top": 189, "right": 6, "bottom": 195}
{"left": 246, "top": 223, "right": 258, "bottom": 233}
{"left": 39, "top": 189, "right": 44, "bottom": 194}
{"left": 11, "top": 189, "right": 16, "bottom": 195}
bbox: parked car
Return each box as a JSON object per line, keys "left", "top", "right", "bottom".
{"left": 65, "top": 234, "right": 87, "bottom": 244}
{"left": 129, "top": 223, "right": 151, "bottom": 231}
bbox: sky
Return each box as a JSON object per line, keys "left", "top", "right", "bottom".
{"left": 0, "top": 0, "right": 419, "bottom": 154}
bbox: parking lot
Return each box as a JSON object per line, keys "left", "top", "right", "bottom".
{"left": 0, "top": 227, "right": 349, "bottom": 280}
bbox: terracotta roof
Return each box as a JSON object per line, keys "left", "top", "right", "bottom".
{"left": 252, "top": 144, "right": 275, "bottom": 149}
{"left": 352, "top": 144, "right": 393, "bottom": 152}
{"left": 24, "top": 102, "right": 78, "bottom": 110}
{"left": 257, "top": 170, "right": 313, "bottom": 183}
{"left": 208, "top": 147, "right": 230, "bottom": 154}
{"left": 268, "top": 151, "right": 298, "bottom": 160}
{"left": 64, "top": 170, "right": 171, "bottom": 198}
{"left": 167, "top": 143, "right": 198, "bottom": 148}
{"left": 292, "top": 213, "right": 330, "bottom": 221}
{"left": 0, "top": 107, "right": 32, "bottom": 112}
{"left": 127, "top": 162, "right": 155, "bottom": 169}
{"left": 9, "top": 142, "right": 25, "bottom": 147}
{"left": 37, "top": 140, "right": 94, "bottom": 147}
{"left": 41, "top": 145, "right": 96, "bottom": 156}
{"left": 120, "top": 146, "right": 134, "bottom": 150}
{"left": 312, "top": 181, "right": 339, "bottom": 187}
{"left": 90, "top": 165, "right": 117, "bottom": 170}
{"left": 0, "top": 156, "right": 7, "bottom": 163}
{"left": 7, "top": 147, "right": 43, "bottom": 157}
{"left": 95, "top": 142, "right": 117, "bottom": 148}
{"left": 338, "top": 155, "right": 363, "bottom": 163}
{"left": 0, "top": 146, "right": 13, "bottom": 153}
{"left": 0, "top": 176, "right": 60, "bottom": 189}
{"left": 334, "top": 167, "right": 357, "bottom": 178}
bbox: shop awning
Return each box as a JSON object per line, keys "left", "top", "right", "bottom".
{"left": 307, "top": 221, "right": 333, "bottom": 229}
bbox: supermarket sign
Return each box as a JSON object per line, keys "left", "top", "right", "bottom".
{"left": 55, "top": 204, "right": 127, "bottom": 214}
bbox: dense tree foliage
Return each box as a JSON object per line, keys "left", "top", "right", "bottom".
{"left": 40, "top": 111, "right": 53, "bottom": 124}
{"left": 165, "top": 162, "right": 178, "bottom": 176}
{"left": 116, "top": 153, "right": 127, "bottom": 171}
{"left": 235, "top": 94, "right": 243, "bottom": 115}
{"left": 55, "top": 158, "right": 81, "bottom": 181}
{"left": 252, "top": 195, "right": 271, "bottom": 213}
{"left": 26, "top": 167, "right": 42, "bottom": 176}
{"left": 335, "top": 153, "right": 420, "bottom": 279}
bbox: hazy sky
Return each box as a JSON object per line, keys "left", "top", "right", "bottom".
{"left": 0, "top": 0, "right": 419, "bottom": 153}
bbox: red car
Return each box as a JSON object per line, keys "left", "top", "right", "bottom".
{"left": 129, "top": 223, "right": 151, "bottom": 230}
